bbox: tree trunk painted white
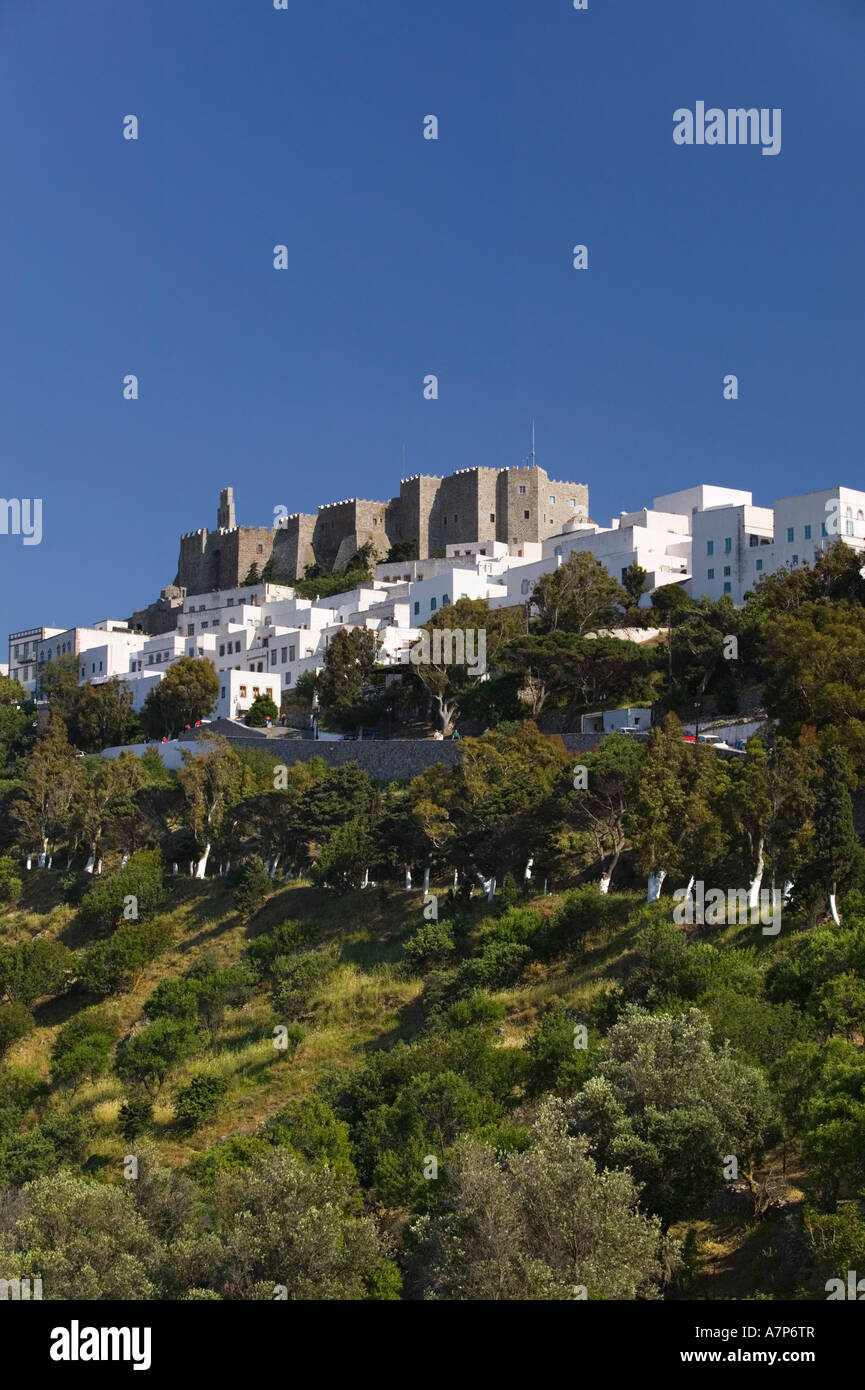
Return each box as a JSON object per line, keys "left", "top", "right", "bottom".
{"left": 487, "top": 876, "right": 496, "bottom": 903}
{"left": 96, "top": 858, "right": 103, "bottom": 875}
{"left": 218, "top": 863, "right": 224, "bottom": 877}
{"left": 84, "top": 855, "right": 95, "bottom": 875}
{"left": 747, "top": 839, "right": 765, "bottom": 911}
{"left": 189, "top": 861, "right": 195, "bottom": 877}
{"left": 453, "top": 867, "right": 459, "bottom": 890}
{"left": 829, "top": 885, "right": 841, "bottom": 925}
{"left": 172, "top": 862, "right": 178, "bottom": 876}
{"left": 524, "top": 857, "right": 534, "bottom": 881}
{"left": 405, "top": 865, "right": 412, "bottom": 891}
{"left": 423, "top": 866, "right": 430, "bottom": 894}
{"left": 195, "top": 844, "right": 211, "bottom": 879}
{"left": 120, "top": 851, "right": 130, "bottom": 869}
{"left": 26, "top": 855, "right": 32, "bottom": 871}
{"left": 647, "top": 870, "right": 667, "bottom": 902}
{"left": 598, "top": 871, "right": 612, "bottom": 895}
{"left": 361, "top": 867, "right": 369, "bottom": 888}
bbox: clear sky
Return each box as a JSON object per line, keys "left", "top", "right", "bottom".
{"left": 1, "top": 0, "right": 862, "bottom": 640}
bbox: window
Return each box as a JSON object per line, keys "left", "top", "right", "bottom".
{"left": 749, "top": 534, "right": 758, "bottom": 547}
{"left": 253, "top": 686, "right": 260, "bottom": 697}
{"left": 723, "top": 582, "right": 732, "bottom": 595}
{"left": 521, "top": 579, "right": 530, "bottom": 595}
{"left": 786, "top": 527, "right": 794, "bottom": 542}
{"left": 723, "top": 566, "right": 731, "bottom": 577}
{"left": 221, "top": 686, "right": 226, "bottom": 699}
{"left": 804, "top": 524, "right": 812, "bottom": 540}
{"left": 281, "top": 647, "right": 287, "bottom": 663}
{"left": 821, "top": 521, "right": 827, "bottom": 537}
{"left": 199, "top": 604, "right": 205, "bottom": 612}
{"left": 219, "top": 644, "right": 225, "bottom": 656}
{"left": 707, "top": 568, "right": 715, "bottom": 580}
{"left": 707, "top": 540, "right": 714, "bottom": 555}
{"left": 413, "top": 601, "right": 420, "bottom": 615}
{"left": 442, "top": 593, "right": 450, "bottom": 606}
{"left": 549, "top": 495, "right": 556, "bottom": 504}
{"left": 270, "top": 651, "right": 277, "bottom": 666}
{"left": 756, "top": 559, "right": 763, "bottom": 571}
{"left": 554, "top": 545, "right": 562, "bottom": 557}
{"left": 846, "top": 521, "right": 854, "bottom": 536}
{"left": 239, "top": 685, "right": 247, "bottom": 698}
{"left": 443, "top": 516, "right": 447, "bottom": 525}
{"left": 490, "top": 513, "right": 495, "bottom": 523}
{"left": 201, "top": 621, "right": 208, "bottom": 629}
{"left": 430, "top": 598, "right": 437, "bottom": 612}
{"left": 227, "top": 598, "right": 234, "bottom": 607}
{"left": 187, "top": 624, "right": 194, "bottom": 635}
{"left": 792, "top": 555, "right": 798, "bottom": 565}
{"left": 569, "top": 498, "right": 576, "bottom": 508}
{"left": 453, "top": 514, "right": 458, "bottom": 523}
{"left": 724, "top": 537, "right": 732, "bottom": 553}
{"left": 256, "top": 544, "right": 263, "bottom": 554}
{"left": 524, "top": 509, "right": 530, "bottom": 520}
{"left": 519, "top": 485, "right": 526, "bottom": 495}
{"left": 289, "top": 645, "right": 295, "bottom": 662}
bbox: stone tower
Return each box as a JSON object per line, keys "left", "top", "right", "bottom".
{"left": 217, "top": 487, "right": 236, "bottom": 530}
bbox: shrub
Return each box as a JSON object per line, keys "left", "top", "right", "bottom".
{"left": 77, "top": 850, "right": 164, "bottom": 933}
{"left": 174, "top": 1073, "right": 229, "bottom": 1130}
{"left": 0, "top": 938, "right": 75, "bottom": 1005}
{"left": 0, "top": 855, "right": 22, "bottom": 905}
{"left": 51, "top": 1010, "right": 117, "bottom": 1090}
{"left": 233, "top": 857, "right": 272, "bottom": 919}
{"left": 118, "top": 1096, "right": 154, "bottom": 1142}
{"left": 403, "top": 921, "right": 456, "bottom": 973}
{"left": 0, "top": 1001, "right": 34, "bottom": 1057}
{"left": 271, "top": 949, "right": 337, "bottom": 1021}
{"left": 79, "top": 918, "right": 175, "bottom": 996}
{"left": 116, "top": 1017, "right": 199, "bottom": 1094}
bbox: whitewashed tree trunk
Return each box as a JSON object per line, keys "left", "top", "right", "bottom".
{"left": 84, "top": 855, "right": 95, "bottom": 875}
{"left": 26, "top": 855, "right": 32, "bottom": 871}
{"left": 647, "top": 870, "right": 667, "bottom": 902}
{"left": 423, "top": 866, "right": 430, "bottom": 894}
{"left": 120, "top": 851, "right": 130, "bottom": 869}
{"left": 829, "top": 885, "right": 841, "bottom": 925}
{"left": 453, "top": 867, "right": 459, "bottom": 890}
{"left": 195, "top": 843, "right": 211, "bottom": 879}
{"left": 405, "top": 865, "right": 412, "bottom": 891}
{"left": 47, "top": 855, "right": 53, "bottom": 869}
{"left": 487, "top": 876, "right": 496, "bottom": 903}
{"left": 361, "top": 868, "right": 369, "bottom": 888}
{"left": 524, "top": 857, "right": 534, "bottom": 881}
{"left": 598, "top": 871, "right": 612, "bottom": 895}
{"left": 96, "top": 858, "right": 103, "bottom": 875}
{"left": 172, "top": 862, "right": 178, "bottom": 876}
{"left": 747, "top": 839, "right": 765, "bottom": 911}
{"left": 65, "top": 855, "right": 74, "bottom": 870}
{"left": 189, "top": 861, "right": 195, "bottom": 877}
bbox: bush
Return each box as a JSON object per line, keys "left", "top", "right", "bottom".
{"left": 118, "top": 1096, "right": 154, "bottom": 1142}
{"left": 403, "top": 921, "right": 456, "bottom": 973}
{"left": 77, "top": 850, "right": 165, "bottom": 933}
{"left": 542, "top": 887, "right": 621, "bottom": 958}
{"left": 40, "top": 1109, "right": 93, "bottom": 1164}
{"left": 174, "top": 1073, "right": 229, "bottom": 1130}
{"left": 271, "top": 949, "right": 337, "bottom": 1021}
{"left": 115, "top": 1017, "right": 199, "bottom": 1094}
{"left": 245, "top": 694, "right": 279, "bottom": 728}
{"left": 144, "top": 976, "right": 200, "bottom": 1022}
{"left": 0, "top": 855, "right": 22, "bottom": 904}
{"left": 233, "top": 857, "right": 272, "bottom": 919}
{"left": 79, "top": 918, "right": 175, "bottom": 996}
{"left": 50, "top": 1010, "right": 117, "bottom": 1090}
{"left": 0, "top": 938, "right": 75, "bottom": 1005}
{"left": 0, "top": 1001, "right": 34, "bottom": 1057}
{"left": 310, "top": 819, "right": 372, "bottom": 894}
{"left": 463, "top": 939, "right": 531, "bottom": 990}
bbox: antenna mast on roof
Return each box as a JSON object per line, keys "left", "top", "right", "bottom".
{"left": 522, "top": 421, "right": 536, "bottom": 469}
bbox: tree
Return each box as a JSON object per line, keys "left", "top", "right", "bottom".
{"left": 174, "top": 1074, "right": 229, "bottom": 1130}
{"left": 245, "top": 693, "right": 279, "bottom": 727}
{"left": 408, "top": 1098, "right": 672, "bottom": 1299}
{"left": 0, "top": 675, "right": 35, "bottom": 771}
{"left": 310, "top": 818, "right": 372, "bottom": 893}
{"left": 177, "top": 737, "right": 253, "bottom": 877}
{"left": 0, "top": 1171, "right": 161, "bottom": 1298}
{"left": 115, "top": 1017, "right": 199, "bottom": 1095}
{"left": 621, "top": 561, "right": 649, "bottom": 610}
{"left": 801, "top": 748, "right": 861, "bottom": 924}
{"left": 315, "top": 628, "right": 379, "bottom": 730}
{"left": 0, "top": 1001, "right": 34, "bottom": 1057}
{"left": 0, "top": 938, "right": 75, "bottom": 1005}
{"left": 529, "top": 552, "right": 626, "bottom": 635}
{"left": 64, "top": 680, "right": 140, "bottom": 753}
{"left": 51, "top": 1011, "right": 116, "bottom": 1091}
{"left": 411, "top": 599, "right": 522, "bottom": 735}
{"left": 626, "top": 715, "right": 687, "bottom": 899}
{"left": 233, "top": 857, "right": 272, "bottom": 917}
{"left": 569, "top": 732, "right": 643, "bottom": 892}
{"left": 140, "top": 658, "right": 220, "bottom": 739}
{"left": 242, "top": 562, "right": 262, "bottom": 586}
{"left": 385, "top": 540, "right": 418, "bottom": 564}
{"left": 13, "top": 717, "right": 86, "bottom": 864}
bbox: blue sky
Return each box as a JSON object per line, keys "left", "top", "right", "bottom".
{"left": 1, "top": 0, "right": 863, "bottom": 639}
